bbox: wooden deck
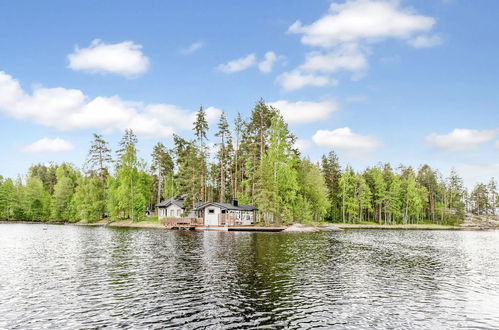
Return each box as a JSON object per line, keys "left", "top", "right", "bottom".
{"left": 161, "top": 217, "right": 285, "bottom": 232}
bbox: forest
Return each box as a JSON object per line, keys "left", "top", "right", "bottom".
{"left": 0, "top": 100, "right": 497, "bottom": 225}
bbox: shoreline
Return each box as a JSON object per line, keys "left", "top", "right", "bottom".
{"left": 1, "top": 219, "right": 496, "bottom": 231}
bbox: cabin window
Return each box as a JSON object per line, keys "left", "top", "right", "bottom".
{"left": 177, "top": 209, "right": 181, "bottom": 216}
{"left": 221, "top": 209, "right": 226, "bottom": 214}
{"left": 208, "top": 209, "right": 215, "bottom": 214}
{"left": 170, "top": 210, "right": 174, "bottom": 216}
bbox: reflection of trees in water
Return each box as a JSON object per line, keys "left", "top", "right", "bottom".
{"left": 225, "top": 232, "right": 334, "bottom": 327}
{"left": 2, "top": 226, "right": 499, "bottom": 328}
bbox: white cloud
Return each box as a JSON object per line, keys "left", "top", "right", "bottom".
{"left": 258, "top": 51, "right": 278, "bottom": 73}
{"left": 67, "top": 39, "right": 150, "bottom": 78}
{"left": 276, "top": 70, "right": 336, "bottom": 91}
{"left": 181, "top": 41, "right": 205, "bottom": 54}
{"left": 288, "top": 0, "right": 435, "bottom": 48}
{"left": 216, "top": 54, "right": 256, "bottom": 73}
{"left": 23, "top": 138, "right": 74, "bottom": 153}
{"left": 268, "top": 100, "right": 338, "bottom": 124}
{"left": 312, "top": 127, "right": 381, "bottom": 156}
{"left": 282, "top": 0, "right": 439, "bottom": 91}
{"left": 408, "top": 34, "right": 443, "bottom": 48}
{"left": 294, "top": 139, "right": 311, "bottom": 152}
{"left": 299, "top": 43, "right": 368, "bottom": 74}
{"left": 426, "top": 128, "right": 498, "bottom": 151}
{"left": 0, "top": 71, "right": 221, "bottom": 139}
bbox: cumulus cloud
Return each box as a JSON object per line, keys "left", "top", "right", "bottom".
{"left": 0, "top": 71, "right": 222, "bottom": 139}
{"left": 23, "top": 138, "right": 74, "bottom": 153}
{"left": 68, "top": 39, "right": 150, "bottom": 78}
{"left": 426, "top": 128, "right": 498, "bottom": 151}
{"left": 268, "top": 100, "right": 338, "bottom": 124}
{"left": 276, "top": 70, "right": 336, "bottom": 91}
{"left": 280, "top": 0, "right": 439, "bottom": 91}
{"left": 408, "top": 34, "right": 443, "bottom": 48}
{"left": 216, "top": 54, "right": 256, "bottom": 73}
{"left": 312, "top": 127, "right": 381, "bottom": 156}
{"left": 181, "top": 41, "right": 205, "bottom": 54}
{"left": 288, "top": 0, "right": 435, "bottom": 48}
{"left": 258, "top": 51, "right": 278, "bottom": 73}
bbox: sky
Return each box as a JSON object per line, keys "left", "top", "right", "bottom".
{"left": 0, "top": 0, "right": 498, "bottom": 188}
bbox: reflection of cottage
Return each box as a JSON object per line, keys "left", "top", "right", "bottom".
{"left": 156, "top": 195, "right": 257, "bottom": 226}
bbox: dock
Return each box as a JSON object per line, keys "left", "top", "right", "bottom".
{"left": 165, "top": 225, "right": 285, "bottom": 232}
{"left": 163, "top": 217, "right": 285, "bottom": 232}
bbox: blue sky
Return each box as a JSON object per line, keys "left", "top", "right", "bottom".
{"left": 0, "top": 0, "right": 498, "bottom": 187}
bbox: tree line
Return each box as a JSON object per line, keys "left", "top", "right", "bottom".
{"left": 0, "top": 100, "right": 497, "bottom": 225}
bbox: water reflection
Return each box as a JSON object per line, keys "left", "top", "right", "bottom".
{"left": 0, "top": 224, "right": 498, "bottom": 329}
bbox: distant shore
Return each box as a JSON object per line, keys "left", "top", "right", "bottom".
{"left": 1, "top": 219, "right": 496, "bottom": 231}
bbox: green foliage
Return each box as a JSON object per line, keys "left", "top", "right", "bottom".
{"left": 255, "top": 113, "right": 298, "bottom": 224}
{"left": 86, "top": 133, "right": 113, "bottom": 178}
{"left": 108, "top": 142, "right": 151, "bottom": 221}
{"left": 321, "top": 151, "right": 342, "bottom": 221}
{"left": 297, "top": 159, "right": 330, "bottom": 222}
{"left": 50, "top": 164, "right": 79, "bottom": 221}
{"left": 71, "top": 175, "right": 107, "bottom": 222}
{"left": 0, "top": 100, "right": 494, "bottom": 226}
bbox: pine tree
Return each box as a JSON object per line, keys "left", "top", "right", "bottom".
{"left": 116, "top": 129, "right": 138, "bottom": 165}
{"left": 233, "top": 112, "right": 244, "bottom": 199}
{"left": 338, "top": 167, "right": 357, "bottom": 223}
{"left": 356, "top": 174, "right": 372, "bottom": 222}
{"left": 215, "top": 111, "right": 231, "bottom": 202}
{"left": 321, "top": 151, "right": 342, "bottom": 221}
{"left": 364, "top": 167, "right": 386, "bottom": 224}
{"left": 255, "top": 113, "right": 298, "bottom": 224}
{"left": 151, "top": 142, "right": 174, "bottom": 205}
{"left": 417, "top": 164, "right": 438, "bottom": 222}
{"left": 86, "top": 133, "right": 113, "bottom": 179}
{"left": 193, "top": 106, "right": 209, "bottom": 201}
{"left": 486, "top": 178, "right": 497, "bottom": 215}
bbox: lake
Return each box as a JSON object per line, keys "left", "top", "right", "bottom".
{"left": 1, "top": 224, "right": 498, "bottom": 329}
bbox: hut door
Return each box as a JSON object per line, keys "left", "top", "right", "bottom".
{"left": 205, "top": 208, "right": 218, "bottom": 226}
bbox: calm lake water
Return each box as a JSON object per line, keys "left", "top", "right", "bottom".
{"left": 0, "top": 224, "right": 498, "bottom": 329}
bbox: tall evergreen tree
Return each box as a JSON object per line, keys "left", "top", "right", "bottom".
{"left": 86, "top": 133, "right": 113, "bottom": 179}
{"left": 116, "top": 129, "right": 138, "bottom": 164}
{"left": 193, "top": 106, "right": 209, "bottom": 201}
{"left": 151, "top": 142, "right": 174, "bottom": 205}
{"left": 215, "top": 111, "right": 231, "bottom": 202}
{"left": 321, "top": 151, "right": 342, "bottom": 221}
{"left": 255, "top": 113, "right": 298, "bottom": 224}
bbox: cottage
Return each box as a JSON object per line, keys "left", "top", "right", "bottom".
{"left": 156, "top": 195, "right": 257, "bottom": 226}
{"left": 155, "top": 194, "right": 195, "bottom": 218}
{"left": 193, "top": 200, "right": 257, "bottom": 226}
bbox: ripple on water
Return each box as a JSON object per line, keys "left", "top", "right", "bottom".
{"left": 0, "top": 225, "right": 499, "bottom": 329}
